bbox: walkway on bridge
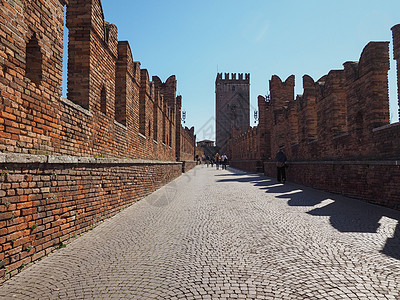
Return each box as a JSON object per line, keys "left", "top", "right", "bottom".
{"left": 1, "top": 166, "right": 400, "bottom": 299}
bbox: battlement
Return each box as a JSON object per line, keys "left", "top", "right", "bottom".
{"left": 0, "top": 0, "right": 195, "bottom": 160}
{"left": 216, "top": 72, "right": 250, "bottom": 84}
{"left": 0, "top": 0, "right": 198, "bottom": 281}
{"left": 269, "top": 75, "right": 295, "bottom": 108}
{"left": 392, "top": 24, "right": 400, "bottom": 59}
{"left": 229, "top": 28, "right": 398, "bottom": 164}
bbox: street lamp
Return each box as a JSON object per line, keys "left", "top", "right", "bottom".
{"left": 254, "top": 110, "right": 258, "bottom": 124}
{"left": 182, "top": 110, "right": 187, "bottom": 124}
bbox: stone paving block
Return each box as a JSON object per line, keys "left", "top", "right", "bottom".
{"left": 0, "top": 167, "right": 400, "bottom": 299}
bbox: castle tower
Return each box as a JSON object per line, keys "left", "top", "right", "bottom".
{"left": 215, "top": 73, "right": 250, "bottom": 152}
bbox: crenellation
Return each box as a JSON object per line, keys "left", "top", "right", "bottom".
{"left": 299, "top": 75, "right": 318, "bottom": 145}
{"left": 229, "top": 24, "right": 400, "bottom": 165}
{"left": 164, "top": 75, "right": 177, "bottom": 111}
{"left": 90, "top": 0, "right": 108, "bottom": 46}
{"left": 216, "top": 72, "right": 251, "bottom": 84}
{"left": 0, "top": 0, "right": 196, "bottom": 279}
{"left": 391, "top": 24, "right": 400, "bottom": 118}
{"left": 269, "top": 75, "right": 295, "bottom": 109}
{"left": 317, "top": 70, "right": 348, "bottom": 152}
{"left": 357, "top": 42, "right": 390, "bottom": 78}
{"left": 105, "top": 22, "right": 119, "bottom": 58}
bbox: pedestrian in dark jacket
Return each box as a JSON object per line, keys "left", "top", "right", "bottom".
{"left": 275, "top": 148, "right": 287, "bottom": 183}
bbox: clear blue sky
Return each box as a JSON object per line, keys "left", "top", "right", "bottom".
{"left": 63, "top": 0, "right": 400, "bottom": 141}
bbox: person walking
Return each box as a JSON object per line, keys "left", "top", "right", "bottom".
{"left": 275, "top": 147, "right": 287, "bottom": 183}
{"left": 215, "top": 153, "right": 221, "bottom": 170}
{"left": 221, "top": 154, "right": 228, "bottom": 170}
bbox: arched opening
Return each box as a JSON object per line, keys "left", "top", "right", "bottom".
{"left": 25, "top": 34, "right": 42, "bottom": 85}
{"left": 100, "top": 86, "right": 107, "bottom": 114}
{"left": 148, "top": 120, "right": 151, "bottom": 138}
{"left": 355, "top": 111, "right": 364, "bottom": 136}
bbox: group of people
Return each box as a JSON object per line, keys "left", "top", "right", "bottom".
{"left": 198, "top": 148, "right": 287, "bottom": 183}
{"left": 202, "top": 153, "right": 228, "bottom": 170}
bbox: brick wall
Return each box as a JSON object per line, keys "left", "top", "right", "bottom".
{"left": 392, "top": 24, "right": 400, "bottom": 122}
{"left": 264, "top": 161, "right": 400, "bottom": 210}
{"left": 0, "top": 0, "right": 195, "bottom": 161}
{"left": 215, "top": 73, "right": 250, "bottom": 152}
{"left": 230, "top": 41, "right": 395, "bottom": 162}
{"left": 0, "top": 0, "right": 196, "bottom": 280}
{"left": 229, "top": 160, "right": 263, "bottom": 173}
{"left": 228, "top": 25, "right": 400, "bottom": 210}
{"left": 179, "top": 126, "right": 196, "bottom": 162}
{"left": 0, "top": 154, "right": 182, "bottom": 280}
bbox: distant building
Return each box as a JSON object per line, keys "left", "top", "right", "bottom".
{"left": 197, "top": 139, "right": 215, "bottom": 148}
{"left": 215, "top": 73, "right": 250, "bottom": 153}
{"left": 197, "top": 139, "right": 217, "bottom": 158}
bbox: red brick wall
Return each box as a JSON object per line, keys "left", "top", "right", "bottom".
{"left": 0, "top": 0, "right": 197, "bottom": 281}
{"left": 229, "top": 39, "right": 398, "bottom": 162}
{"left": 179, "top": 126, "right": 195, "bottom": 162}
{"left": 264, "top": 161, "right": 400, "bottom": 210}
{"left": 0, "top": 154, "right": 182, "bottom": 280}
{"left": 0, "top": 0, "right": 195, "bottom": 161}
{"left": 228, "top": 26, "right": 400, "bottom": 210}
{"left": 393, "top": 25, "right": 400, "bottom": 118}
{"left": 182, "top": 161, "right": 197, "bottom": 173}
{"left": 250, "top": 41, "right": 393, "bottom": 161}
{"left": 229, "top": 160, "right": 263, "bottom": 173}
{"left": 0, "top": 0, "right": 66, "bottom": 155}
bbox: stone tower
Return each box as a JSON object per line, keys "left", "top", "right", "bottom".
{"left": 215, "top": 73, "right": 250, "bottom": 152}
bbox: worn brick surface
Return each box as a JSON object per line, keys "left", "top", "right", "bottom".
{"left": 0, "top": 167, "right": 399, "bottom": 299}
{"left": 0, "top": 157, "right": 184, "bottom": 278}
{"left": 264, "top": 161, "right": 400, "bottom": 210}
{"left": 228, "top": 25, "right": 400, "bottom": 210}
{"left": 229, "top": 41, "right": 396, "bottom": 163}
{"left": 0, "top": 0, "right": 196, "bottom": 280}
{"left": 216, "top": 73, "right": 250, "bottom": 152}
{"left": 0, "top": 0, "right": 195, "bottom": 161}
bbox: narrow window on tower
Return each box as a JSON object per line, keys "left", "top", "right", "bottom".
{"left": 232, "top": 86, "right": 235, "bottom": 92}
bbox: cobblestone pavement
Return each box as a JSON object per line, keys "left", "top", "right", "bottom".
{"left": 1, "top": 166, "right": 400, "bottom": 299}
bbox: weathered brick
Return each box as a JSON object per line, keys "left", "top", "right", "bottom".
{"left": 0, "top": 0, "right": 195, "bottom": 281}
{"left": 228, "top": 28, "right": 400, "bottom": 212}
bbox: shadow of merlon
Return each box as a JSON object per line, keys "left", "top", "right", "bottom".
{"left": 216, "top": 167, "right": 400, "bottom": 260}
{"left": 381, "top": 223, "right": 400, "bottom": 260}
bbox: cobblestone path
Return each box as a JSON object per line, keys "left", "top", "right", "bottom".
{"left": 1, "top": 166, "right": 400, "bottom": 299}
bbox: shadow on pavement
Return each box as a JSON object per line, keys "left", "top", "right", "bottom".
{"left": 216, "top": 167, "right": 400, "bottom": 260}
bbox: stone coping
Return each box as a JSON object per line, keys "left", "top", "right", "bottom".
{"left": 60, "top": 96, "right": 92, "bottom": 117}
{"left": 372, "top": 121, "right": 400, "bottom": 132}
{"left": 0, "top": 153, "right": 182, "bottom": 165}
{"left": 114, "top": 120, "right": 128, "bottom": 130}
